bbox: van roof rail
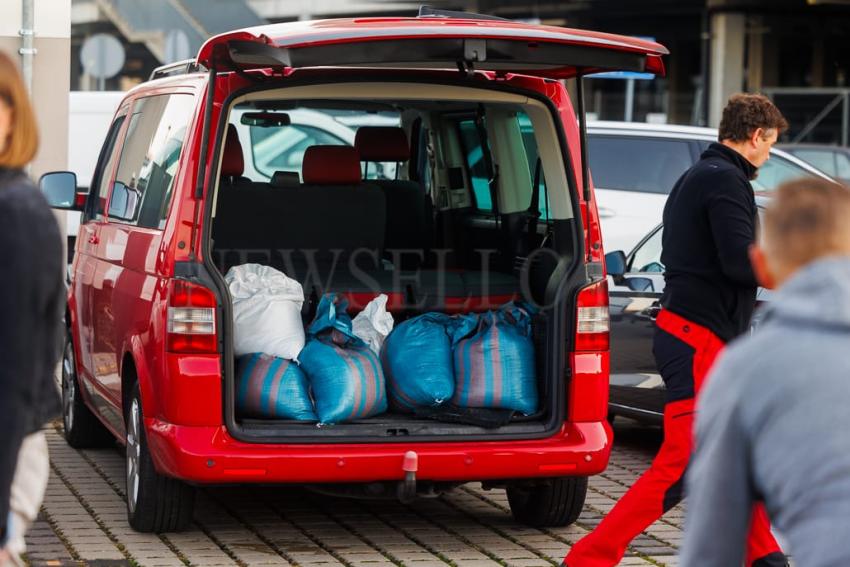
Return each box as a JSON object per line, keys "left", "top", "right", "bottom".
{"left": 417, "top": 5, "right": 509, "bottom": 22}
{"left": 149, "top": 59, "right": 202, "bottom": 81}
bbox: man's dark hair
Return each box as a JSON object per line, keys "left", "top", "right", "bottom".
{"left": 718, "top": 93, "right": 789, "bottom": 142}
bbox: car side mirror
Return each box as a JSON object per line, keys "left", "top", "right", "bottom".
{"left": 605, "top": 250, "right": 628, "bottom": 284}
{"left": 40, "top": 171, "right": 84, "bottom": 211}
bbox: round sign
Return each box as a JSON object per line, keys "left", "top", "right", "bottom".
{"left": 80, "top": 33, "right": 125, "bottom": 79}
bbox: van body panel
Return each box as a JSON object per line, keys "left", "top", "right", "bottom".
{"left": 145, "top": 420, "right": 611, "bottom": 483}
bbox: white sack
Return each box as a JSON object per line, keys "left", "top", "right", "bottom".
{"left": 225, "top": 264, "right": 305, "bottom": 361}
{"left": 352, "top": 294, "right": 394, "bottom": 354}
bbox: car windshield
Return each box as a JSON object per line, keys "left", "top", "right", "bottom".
{"left": 751, "top": 153, "right": 818, "bottom": 193}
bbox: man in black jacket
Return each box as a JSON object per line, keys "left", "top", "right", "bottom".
{"left": 565, "top": 94, "right": 789, "bottom": 567}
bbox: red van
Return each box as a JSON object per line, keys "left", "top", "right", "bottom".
{"left": 42, "top": 8, "right": 667, "bottom": 533}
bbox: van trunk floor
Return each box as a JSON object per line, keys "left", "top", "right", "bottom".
{"left": 238, "top": 410, "right": 551, "bottom": 439}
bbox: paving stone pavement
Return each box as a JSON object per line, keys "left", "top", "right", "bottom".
{"left": 23, "top": 420, "right": 681, "bottom": 567}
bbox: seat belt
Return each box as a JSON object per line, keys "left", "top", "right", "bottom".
{"left": 474, "top": 105, "right": 500, "bottom": 228}
{"left": 526, "top": 157, "right": 543, "bottom": 249}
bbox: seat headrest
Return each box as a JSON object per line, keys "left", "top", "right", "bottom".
{"left": 354, "top": 126, "right": 410, "bottom": 162}
{"left": 271, "top": 170, "right": 300, "bottom": 188}
{"left": 302, "top": 146, "right": 362, "bottom": 185}
{"left": 222, "top": 124, "right": 244, "bottom": 177}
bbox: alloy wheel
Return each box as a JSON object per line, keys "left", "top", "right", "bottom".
{"left": 62, "top": 339, "right": 75, "bottom": 432}
{"left": 126, "top": 399, "right": 142, "bottom": 514}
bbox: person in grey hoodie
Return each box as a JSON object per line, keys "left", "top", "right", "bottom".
{"left": 681, "top": 177, "right": 850, "bottom": 567}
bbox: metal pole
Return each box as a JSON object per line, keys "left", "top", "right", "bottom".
{"left": 699, "top": 8, "right": 710, "bottom": 126}
{"left": 625, "top": 78, "right": 635, "bottom": 122}
{"left": 843, "top": 93, "right": 849, "bottom": 147}
{"left": 19, "top": 0, "right": 36, "bottom": 94}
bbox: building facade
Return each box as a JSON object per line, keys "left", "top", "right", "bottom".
{"left": 71, "top": 0, "right": 850, "bottom": 141}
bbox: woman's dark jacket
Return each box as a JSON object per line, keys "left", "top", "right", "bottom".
{"left": 0, "top": 167, "right": 64, "bottom": 545}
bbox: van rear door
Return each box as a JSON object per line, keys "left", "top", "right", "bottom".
{"left": 196, "top": 15, "right": 667, "bottom": 79}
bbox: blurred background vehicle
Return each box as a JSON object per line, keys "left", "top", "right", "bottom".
{"left": 778, "top": 143, "right": 850, "bottom": 184}
{"left": 229, "top": 107, "right": 399, "bottom": 182}
{"left": 604, "top": 196, "right": 772, "bottom": 424}
{"left": 66, "top": 91, "right": 124, "bottom": 259}
{"left": 586, "top": 122, "right": 831, "bottom": 252}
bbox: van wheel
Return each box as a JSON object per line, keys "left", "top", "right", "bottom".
{"left": 125, "top": 384, "right": 195, "bottom": 532}
{"left": 506, "top": 477, "right": 588, "bottom": 527}
{"left": 62, "top": 330, "right": 113, "bottom": 448}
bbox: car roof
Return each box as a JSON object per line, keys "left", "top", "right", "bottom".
{"left": 587, "top": 120, "right": 718, "bottom": 139}
{"left": 587, "top": 121, "right": 833, "bottom": 181}
{"left": 778, "top": 143, "right": 850, "bottom": 152}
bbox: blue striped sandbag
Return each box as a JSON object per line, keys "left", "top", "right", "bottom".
{"left": 235, "top": 353, "right": 317, "bottom": 421}
{"left": 381, "top": 313, "right": 456, "bottom": 411}
{"left": 300, "top": 294, "right": 388, "bottom": 424}
{"left": 451, "top": 306, "right": 538, "bottom": 415}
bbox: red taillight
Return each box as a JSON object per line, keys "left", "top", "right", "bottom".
{"left": 167, "top": 279, "right": 218, "bottom": 353}
{"left": 569, "top": 279, "right": 610, "bottom": 422}
{"left": 575, "top": 279, "right": 610, "bottom": 352}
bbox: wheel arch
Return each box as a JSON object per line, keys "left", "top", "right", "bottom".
{"left": 120, "top": 337, "right": 158, "bottom": 422}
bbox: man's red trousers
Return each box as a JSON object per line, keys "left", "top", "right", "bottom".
{"left": 564, "top": 309, "right": 785, "bottom": 567}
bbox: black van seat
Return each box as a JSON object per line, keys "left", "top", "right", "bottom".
{"left": 213, "top": 146, "right": 388, "bottom": 301}
{"left": 355, "top": 126, "right": 431, "bottom": 267}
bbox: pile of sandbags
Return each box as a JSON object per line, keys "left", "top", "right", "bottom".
{"left": 381, "top": 303, "right": 538, "bottom": 416}
{"left": 227, "top": 265, "right": 392, "bottom": 424}
{"left": 226, "top": 262, "right": 537, "bottom": 423}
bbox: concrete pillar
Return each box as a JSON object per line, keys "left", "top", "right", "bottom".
{"left": 0, "top": 1, "right": 71, "bottom": 244}
{"left": 708, "top": 11, "right": 746, "bottom": 127}
{"left": 746, "top": 15, "right": 764, "bottom": 93}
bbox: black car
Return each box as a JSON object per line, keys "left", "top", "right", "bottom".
{"left": 604, "top": 196, "right": 770, "bottom": 424}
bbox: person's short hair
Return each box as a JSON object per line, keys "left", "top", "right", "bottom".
{"left": 0, "top": 51, "right": 38, "bottom": 168}
{"left": 718, "top": 93, "right": 788, "bottom": 142}
{"left": 763, "top": 178, "right": 850, "bottom": 268}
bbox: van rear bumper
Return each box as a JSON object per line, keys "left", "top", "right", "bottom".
{"left": 145, "top": 419, "right": 612, "bottom": 484}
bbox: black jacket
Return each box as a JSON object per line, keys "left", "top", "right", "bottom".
{"left": 0, "top": 168, "right": 64, "bottom": 545}
{"left": 660, "top": 143, "right": 759, "bottom": 342}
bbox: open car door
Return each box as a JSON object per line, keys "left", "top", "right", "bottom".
{"left": 196, "top": 10, "right": 667, "bottom": 78}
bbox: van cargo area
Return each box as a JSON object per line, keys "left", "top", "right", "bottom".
{"left": 208, "top": 81, "right": 584, "bottom": 442}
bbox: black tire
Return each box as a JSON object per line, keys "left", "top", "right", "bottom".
{"left": 507, "top": 476, "right": 588, "bottom": 527}
{"left": 125, "top": 383, "right": 195, "bottom": 532}
{"left": 61, "top": 329, "right": 114, "bottom": 448}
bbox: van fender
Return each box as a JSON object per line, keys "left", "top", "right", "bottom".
{"left": 122, "top": 335, "right": 160, "bottom": 421}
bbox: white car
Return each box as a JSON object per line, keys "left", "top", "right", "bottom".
{"left": 230, "top": 107, "right": 400, "bottom": 181}
{"left": 66, "top": 91, "right": 126, "bottom": 253}
{"left": 586, "top": 121, "right": 833, "bottom": 253}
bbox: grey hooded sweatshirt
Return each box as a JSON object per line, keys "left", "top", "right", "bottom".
{"left": 681, "top": 257, "right": 850, "bottom": 567}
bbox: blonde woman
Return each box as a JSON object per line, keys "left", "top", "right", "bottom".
{"left": 0, "top": 51, "right": 64, "bottom": 566}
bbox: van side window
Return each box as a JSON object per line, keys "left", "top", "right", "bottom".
{"left": 459, "top": 112, "right": 548, "bottom": 217}
{"left": 457, "top": 119, "right": 493, "bottom": 211}
{"left": 106, "top": 94, "right": 194, "bottom": 228}
{"left": 517, "top": 112, "right": 549, "bottom": 219}
{"left": 89, "top": 114, "right": 126, "bottom": 222}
